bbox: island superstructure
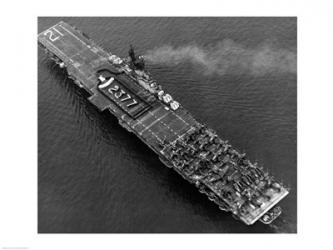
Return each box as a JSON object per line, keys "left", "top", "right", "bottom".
{"left": 38, "top": 21, "right": 289, "bottom": 225}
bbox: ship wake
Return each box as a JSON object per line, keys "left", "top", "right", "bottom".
{"left": 144, "top": 40, "right": 296, "bottom": 76}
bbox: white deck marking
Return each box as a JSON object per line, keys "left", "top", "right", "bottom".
{"left": 170, "top": 126, "right": 196, "bottom": 145}
{"left": 41, "top": 23, "right": 105, "bottom": 63}
{"left": 53, "top": 27, "right": 64, "bottom": 36}
{"left": 140, "top": 112, "right": 169, "bottom": 133}
{"left": 132, "top": 107, "right": 161, "bottom": 128}
{"left": 42, "top": 38, "right": 73, "bottom": 63}
{"left": 41, "top": 23, "right": 62, "bottom": 34}
{"left": 172, "top": 110, "right": 190, "bottom": 126}
{"left": 147, "top": 110, "right": 185, "bottom": 138}
{"left": 40, "top": 36, "right": 98, "bottom": 90}
{"left": 99, "top": 77, "right": 114, "bottom": 88}
{"left": 132, "top": 105, "right": 193, "bottom": 144}
{"left": 139, "top": 107, "right": 161, "bottom": 123}
{"left": 53, "top": 41, "right": 92, "bottom": 63}
{"left": 59, "top": 24, "right": 88, "bottom": 47}
{"left": 57, "top": 25, "right": 106, "bottom": 64}
{"left": 135, "top": 119, "right": 163, "bottom": 143}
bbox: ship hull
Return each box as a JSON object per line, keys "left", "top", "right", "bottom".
{"left": 38, "top": 21, "right": 289, "bottom": 225}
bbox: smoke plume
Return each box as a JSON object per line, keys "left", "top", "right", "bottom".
{"left": 144, "top": 40, "right": 296, "bottom": 76}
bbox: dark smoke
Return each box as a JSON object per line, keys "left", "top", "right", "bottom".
{"left": 144, "top": 40, "right": 296, "bottom": 76}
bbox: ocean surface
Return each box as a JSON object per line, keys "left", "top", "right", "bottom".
{"left": 38, "top": 17, "right": 297, "bottom": 233}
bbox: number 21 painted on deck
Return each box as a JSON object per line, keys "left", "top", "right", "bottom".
{"left": 44, "top": 27, "right": 64, "bottom": 42}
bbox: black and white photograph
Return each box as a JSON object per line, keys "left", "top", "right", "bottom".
{"left": 2, "top": 0, "right": 333, "bottom": 249}
{"left": 38, "top": 17, "right": 296, "bottom": 233}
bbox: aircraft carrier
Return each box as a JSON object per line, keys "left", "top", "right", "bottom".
{"left": 38, "top": 21, "right": 289, "bottom": 225}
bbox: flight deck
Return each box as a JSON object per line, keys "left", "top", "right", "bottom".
{"left": 38, "top": 21, "right": 289, "bottom": 226}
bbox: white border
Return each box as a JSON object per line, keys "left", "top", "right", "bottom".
{"left": 1, "top": 0, "right": 333, "bottom": 249}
